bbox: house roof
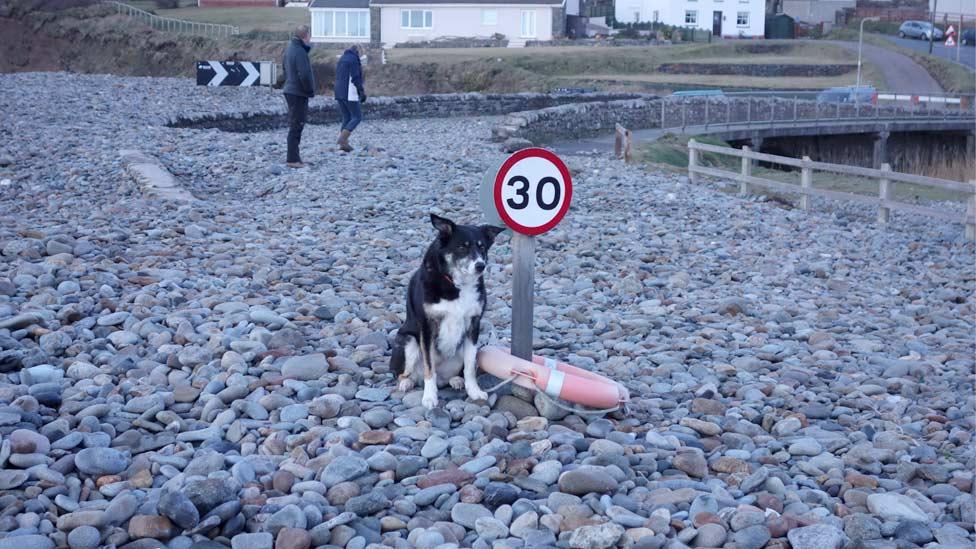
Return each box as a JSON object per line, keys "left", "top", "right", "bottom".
{"left": 372, "top": 0, "right": 563, "bottom": 4}
{"left": 309, "top": 0, "right": 369, "bottom": 8}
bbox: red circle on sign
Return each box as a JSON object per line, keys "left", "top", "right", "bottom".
{"left": 493, "top": 148, "right": 573, "bottom": 236}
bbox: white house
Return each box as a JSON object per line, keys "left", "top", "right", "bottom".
{"left": 614, "top": 0, "right": 765, "bottom": 38}
{"left": 310, "top": 0, "right": 568, "bottom": 46}
{"left": 372, "top": 0, "right": 566, "bottom": 46}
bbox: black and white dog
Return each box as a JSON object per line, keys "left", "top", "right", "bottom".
{"left": 390, "top": 214, "right": 505, "bottom": 410}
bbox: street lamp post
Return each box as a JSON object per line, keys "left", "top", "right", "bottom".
{"left": 856, "top": 16, "right": 880, "bottom": 94}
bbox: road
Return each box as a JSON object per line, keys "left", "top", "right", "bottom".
{"left": 829, "top": 40, "right": 944, "bottom": 94}
{"left": 883, "top": 35, "right": 976, "bottom": 70}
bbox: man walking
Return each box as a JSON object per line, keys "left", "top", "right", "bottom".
{"left": 283, "top": 25, "right": 315, "bottom": 168}
{"left": 334, "top": 45, "right": 366, "bottom": 153}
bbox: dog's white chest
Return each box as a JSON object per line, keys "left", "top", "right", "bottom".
{"left": 425, "top": 283, "right": 482, "bottom": 356}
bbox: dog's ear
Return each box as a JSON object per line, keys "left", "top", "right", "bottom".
{"left": 430, "top": 214, "right": 455, "bottom": 239}
{"left": 480, "top": 225, "right": 506, "bottom": 247}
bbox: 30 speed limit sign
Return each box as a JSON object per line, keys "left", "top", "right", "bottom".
{"left": 492, "top": 148, "right": 573, "bottom": 235}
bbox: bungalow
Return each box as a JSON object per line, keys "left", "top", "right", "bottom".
{"left": 614, "top": 0, "right": 765, "bottom": 38}
{"left": 309, "top": 0, "right": 569, "bottom": 46}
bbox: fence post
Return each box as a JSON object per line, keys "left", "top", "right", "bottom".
{"left": 793, "top": 96, "right": 798, "bottom": 122}
{"left": 682, "top": 101, "right": 686, "bottom": 132}
{"left": 878, "top": 163, "right": 891, "bottom": 225}
{"left": 660, "top": 99, "right": 665, "bottom": 128}
{"left": 739, "top": 145, "right": 751, "bottom": 196}
{"left": 747, "top": 100, "right": 751, "bottom": 127}
{"left": 800, "top": 156, "right": 812, "bottom": 212}
{"left": 614, "top": 124, "right": 623, "bottom": 159}
{"left": 727, "top": 99, "right": 731, "bottom": 127}
{"left": 966, "top": 186, "right": 975, "bottom": 241}
{"left": 688, "top": 140, "right": 698, "bottom": 185}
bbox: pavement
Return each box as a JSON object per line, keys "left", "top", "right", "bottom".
{"left": 883, "top": 34, "right": 976, "bottom": 71}
{"left": 829, "top": 40, "right": 944, "bottom": 94}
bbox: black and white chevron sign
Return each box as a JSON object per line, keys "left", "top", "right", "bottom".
{"left": 196, "top": 61, "right": 273, "bottom": 87}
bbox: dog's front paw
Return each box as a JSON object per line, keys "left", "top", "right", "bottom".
{"left": 397, "top": 377, "right": 414, "bottom": 393}
{"left": 421, "top": 392, "right": 438, "bottom": 410}
{"left": 449, "top": 376, "right": 465, "bottom": 391}
{"left": 466, "top": 388, "right": 490, "bottom": 403}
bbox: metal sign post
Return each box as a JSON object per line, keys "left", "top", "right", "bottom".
{"left": 481, "top": 148, "right": 573, "bottom": 361}
{"left": 510, "top": 234, "right": 536, "bottom": 360}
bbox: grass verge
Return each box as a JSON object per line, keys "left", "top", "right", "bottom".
{"left": 633, "top": 134, "right": 738, "bottom": 169}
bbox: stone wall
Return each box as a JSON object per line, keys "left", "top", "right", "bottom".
{"left": 491, "top": 99, "right": 661, "bottom": 143}
{"left": 392, "top": 37, "right": 508, "bottom": 48}
{"left": 369, "top": 7, "right": 381, "bottom": 45}
{"left": 526, "top": 38, "right": 664, "bottom": 47}
{"left": 551, "top": 7, "right": 566, "bottom": 39}
{"left": 657, "top": 63, "right": 856, "bottom": 77}
{"left": 168, "top": 92, "right": 650, "bottom": 133}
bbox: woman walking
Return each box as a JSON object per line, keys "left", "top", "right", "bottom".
{"left": 334, "top": 45, "right": 366, "bottom": 153}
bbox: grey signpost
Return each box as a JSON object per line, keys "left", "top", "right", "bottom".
{"left": 480, "top": 148, "right": 573, "bottom": 361}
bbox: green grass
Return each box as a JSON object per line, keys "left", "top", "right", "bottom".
{"left": 634, "top": 136, "right": 972, "bottom": 205}
{"left": 634, "top": 133, "right": 738, "bottom": 169}
{"left": 558, "top": 73, "right": 875, "bottom": 90}
{"left": 145, "top": 5, "right": 309, "bottom": 33}
{"left": 745, "top": 169, "right": 971, "bottom": 204}
{"left": 389, "top": 41, "right": 881, "bottom": 91}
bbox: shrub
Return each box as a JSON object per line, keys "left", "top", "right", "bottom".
{"left": 154, "top": 0, "right": 178, "bottom": 8}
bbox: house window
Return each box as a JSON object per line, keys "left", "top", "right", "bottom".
{"left": 482, "top": 9, "right": 497, "bottom": 25}
{"left": 401, "top": 9, "right": 432, "bottom": 29}
{"left": 312, "top": 10, "right": 368, "bottom": 38}
{"left": 521, "top": 10, "right": 537, "bottom": 37}
{"left": 685, "top": 10, "right": 697, "bottom": 24}
{"left": 737, "top": 11, "right": 749, "bottom": 26}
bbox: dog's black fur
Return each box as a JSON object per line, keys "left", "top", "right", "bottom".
{"left": 390, "top": 214, "right": 504, "bottom": 409}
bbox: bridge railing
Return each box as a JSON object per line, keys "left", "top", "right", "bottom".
{"left": 686, "top": 139, "right": 976, "bottom": 240}
{"left": 660, "top": 92, "right": 975, "bottom": 133}
{"left": 102, "top": 0, "right": 240, "bottom": 39}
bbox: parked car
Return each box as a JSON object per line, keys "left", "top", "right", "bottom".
{"left": 816, "top": 86, "right": 876, "bottom": 104}
{"left": 962, "top": 28, "right": 975, "bottom": 45}
{"left": 898, "top": 20, "right": 944, "bottom": 41}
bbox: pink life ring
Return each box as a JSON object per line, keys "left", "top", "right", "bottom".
{"left": 477, "top": 346, "right": 629, "bottom": 409}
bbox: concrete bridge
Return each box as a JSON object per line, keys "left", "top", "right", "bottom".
{"left": 646, "top": 116, "right": 975, "bottom": 169}
{"left": 551, "top": 100, "right": 975, "bottom": 170}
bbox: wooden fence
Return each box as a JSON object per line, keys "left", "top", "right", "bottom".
{"left": 687, "top": 140, "right": 976, "bottom": 240}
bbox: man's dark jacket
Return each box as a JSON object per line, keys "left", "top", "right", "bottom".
{"left": 283, "top": 37, "right": 315, "bottom": 97}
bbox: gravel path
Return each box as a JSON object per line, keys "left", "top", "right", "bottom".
{"left": 830, "top": 41, "right": 943, "bottom": 94}
{"left": 0, "top": 72, "right": 973, "bottom": 549}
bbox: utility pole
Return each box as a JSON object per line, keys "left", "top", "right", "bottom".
{"left": 929, "top": 0, "right": 937, "bottom": 54}
{"left": 958, "top": 13, "right": 963, "bottom": 63}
